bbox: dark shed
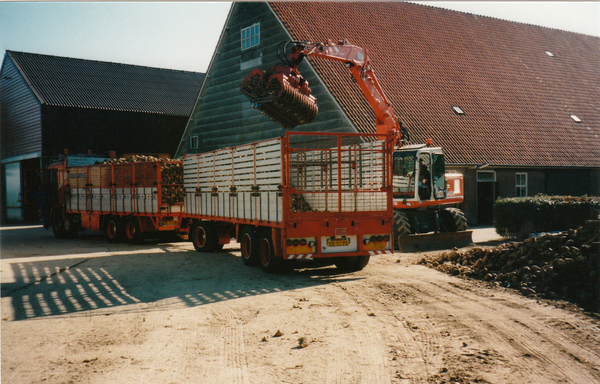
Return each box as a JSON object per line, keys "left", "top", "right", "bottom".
{"left": 1, "top": 51, "right": 204, "bottom": 222}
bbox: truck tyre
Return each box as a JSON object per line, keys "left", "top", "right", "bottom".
{"left": 240, "top": 226, "right": 260, "bottom": 266}
{"left": 440, "top": 208, "right": 468, "bottom": 232}
{"left": 258, "top": 230, "right": 282, "bottom": 274}
{"left": 191, "top": 221, "right": 217, "bottom": 253}
{"left": 64, "top": 215, "right": 78, "bottom": 237}
{"left": 335, "top": 255, "right": 370, "bottom": 272}
{"left": 51, "top": 211, "right": 67, "bottom": 238}
{"left": 124, "top": 217, "right": 143, "bottom": 244}
{"left": 105, "top": 217, "right": 123, "bottom": 242}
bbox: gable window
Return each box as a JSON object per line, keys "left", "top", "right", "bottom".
{"left": 189, "top": 135, "right": 199, "bottom": 150}
{"left": 515, "top": 173, "right": 527, "bottom": 197}
{"left": 241, "top": 23, "right": 260, "bottom": 50}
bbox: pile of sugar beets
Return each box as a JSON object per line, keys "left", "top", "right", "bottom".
{"left": 102, "top": 155, "right": 184, "bottom": 205}
{"left": 419, "top": 220, "right": 599, "bottom": 312}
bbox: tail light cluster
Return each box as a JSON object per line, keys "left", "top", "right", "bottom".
{"left": 286, "top": 238, "right": 316, "bottom": 247}
{"left": 286, "top": 237, "right": 316, "bottom": 255}
{"left": 362, "top": 234, "right": 391, "bottom": 251}
{"left": 363, "top": 235, "right": 390, "bottom": 244}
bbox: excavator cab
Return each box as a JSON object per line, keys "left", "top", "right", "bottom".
{"left": 393, "top": 145, "right": 447, "bottom": 202}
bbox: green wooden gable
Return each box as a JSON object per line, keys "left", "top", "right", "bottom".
{"left": 176, "top": 2, "right": 355, "bottom": 157}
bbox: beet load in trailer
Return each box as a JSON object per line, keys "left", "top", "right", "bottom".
{"left": 50, "top": 159, "right": 185, "bottom": 243}
{"left": 183, "top": 131, "right": 395, "bottom": 273}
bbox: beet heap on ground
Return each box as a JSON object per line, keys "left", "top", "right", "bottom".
{"left": 420, "top": 220, "right": 599, "bottom": 312}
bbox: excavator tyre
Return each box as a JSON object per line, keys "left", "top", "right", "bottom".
{"left": 241, "top": 66, "right": 318, "bottom": 129}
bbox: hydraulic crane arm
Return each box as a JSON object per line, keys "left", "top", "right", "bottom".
{"left": 241, "top": 39, "right": 409, "bottom": 143}
{"left": 287, "top": 40, "right": 401, "bottom": 137}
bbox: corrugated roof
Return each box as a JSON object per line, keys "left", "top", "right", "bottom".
{"left": 269, "top": 2, "right": 600, "bottom": 167}
{"left": 6, "top": 51, "right": 204, "bottom": 116}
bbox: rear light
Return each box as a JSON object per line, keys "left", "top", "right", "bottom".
{"left": 286, "top": 238, "right": 316, "bottom": 253}
{"left": 364, "top": 235, "right": 390, "bottom": 244}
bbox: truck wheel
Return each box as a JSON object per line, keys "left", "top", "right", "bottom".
{"left": 64, "top": 215, "right": 78, "bottom": 237}
{"left": 105, "top": 217, "right": 123, "bottom": 242}
{"left": 335, "top": 255, "right": 370, "bottom": 272}
{"left": 51, "top": 211, "right": 67, "bottom": 238}
{"left": 259, "top": 230, "right": 282, "bottom": 274}
{"left": 240, "top": 226, "right": 260, "bottom": 266}
{"left": 124, "top": 217, "right": 143, "bottom": 244}
{"left": 191, "top": 221, "right": 217, "bottom": 252}
{"left": 440, "top": 208, "right": 468, "bottom": 232}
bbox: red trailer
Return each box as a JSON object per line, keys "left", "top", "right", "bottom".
{"left": 49, "top": 159, "right": 184, "bottom": 243}
{"left": 182, "top": 131, "right": 395, "bottom": 273}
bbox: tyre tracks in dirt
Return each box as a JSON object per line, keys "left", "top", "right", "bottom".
{"left": 327, "top": 259, "right": 600, "bottom": 383}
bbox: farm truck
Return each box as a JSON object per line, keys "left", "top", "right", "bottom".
{"left": 47, "top": 155, "right": 185, "bottom": 243}
{"left": 241, "top": 40, "right": 470, "bottom": 250}
{"left": 182, "top": 130, "right": 396, "bottom": 273}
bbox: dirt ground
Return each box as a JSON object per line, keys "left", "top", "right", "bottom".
{"left": 1, "top": 226, "right": 599, "bottom": 384}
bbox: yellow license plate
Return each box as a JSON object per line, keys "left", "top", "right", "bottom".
{"left": 161, "top": 220, "right": 177, "bottom": 226}
{"left": 327, "top": 239, "right": 350, "bottom": 247}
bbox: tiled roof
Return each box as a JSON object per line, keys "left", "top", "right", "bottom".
{"left": 269, "top": 2, "right": 600, "bottom": 167}
{"left": 5, "top": 51, "right": 204, "bottom": 116}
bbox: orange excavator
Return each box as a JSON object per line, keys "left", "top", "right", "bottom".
{"left": 242, "top": 40, "right": 472, "bottom": 251}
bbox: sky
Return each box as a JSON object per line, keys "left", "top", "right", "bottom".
{"left": 0, "top": 1, "right": 599, "bottom": 73}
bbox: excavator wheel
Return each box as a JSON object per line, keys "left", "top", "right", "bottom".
{"left": 440, "top": 208, "right": 468, "bottom": 232}
{"left": 393, "top": 210, "right": 412, "bottom": 249}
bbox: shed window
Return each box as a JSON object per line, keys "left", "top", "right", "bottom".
{"left": 189, "top": 135, "right": 199, "bottom": 150}
{"left": 241, "top": 23, "right": 260, "bottom": 50}
{"left": 515, "top": 173, "right": 527, "bottom": 197}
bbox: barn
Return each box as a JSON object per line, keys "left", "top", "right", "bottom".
{"left": 1, "top": 51, "right": 204, "bottom": 222}
{"left": 176, "top": 2, "right": 600, "bottom": 225}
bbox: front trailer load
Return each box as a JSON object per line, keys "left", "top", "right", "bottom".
{"left": 50, "top": 159, "right": 185, "bottom": 243}
{"left": 183, "top": 131, "right": 395, "bottom": 273}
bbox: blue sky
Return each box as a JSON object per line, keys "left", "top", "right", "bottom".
{"left": 1, "top": 2, "right": 598, "bottom": 73}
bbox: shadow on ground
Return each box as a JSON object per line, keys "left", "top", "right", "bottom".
{"left": 1, "top": 232, "right": 359, "bottom": 321}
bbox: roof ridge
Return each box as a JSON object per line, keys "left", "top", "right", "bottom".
{"left": 6, "top": 50, "right": 204, "bottom": 75}
{"left": 408, "top": 1, "right": 600, "bottom": 39}
{"left": 6, "top": 51, "right": 46, "bottom": 104}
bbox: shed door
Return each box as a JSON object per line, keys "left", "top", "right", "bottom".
{"left": 476, "top": 171, "right": 496, "bottom": 225}
{"left": 4, "top": 162, "right": 23, "bottom": 221}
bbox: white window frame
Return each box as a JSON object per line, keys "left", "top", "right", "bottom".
{"left": 515, "top": 172, "right": 527, "bottom": 197}
{"left": 241, "top": 23, "right": 260, "bottom": 50}
{"left": 189, "top": 135, "right": 199, "bottom": 150}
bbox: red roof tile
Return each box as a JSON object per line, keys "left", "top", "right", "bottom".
{"left": 269, "top": 2, "right": 600, "bottom": 167}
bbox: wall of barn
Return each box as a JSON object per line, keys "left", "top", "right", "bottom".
{"left": 42, "top": 106, "right": 186, "bottom": 157}
{"left": 0, "top": 57, "right": 43, "bottom": 160}
{"left": 177, "top": 2, "right": 356, "bottom": 157}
